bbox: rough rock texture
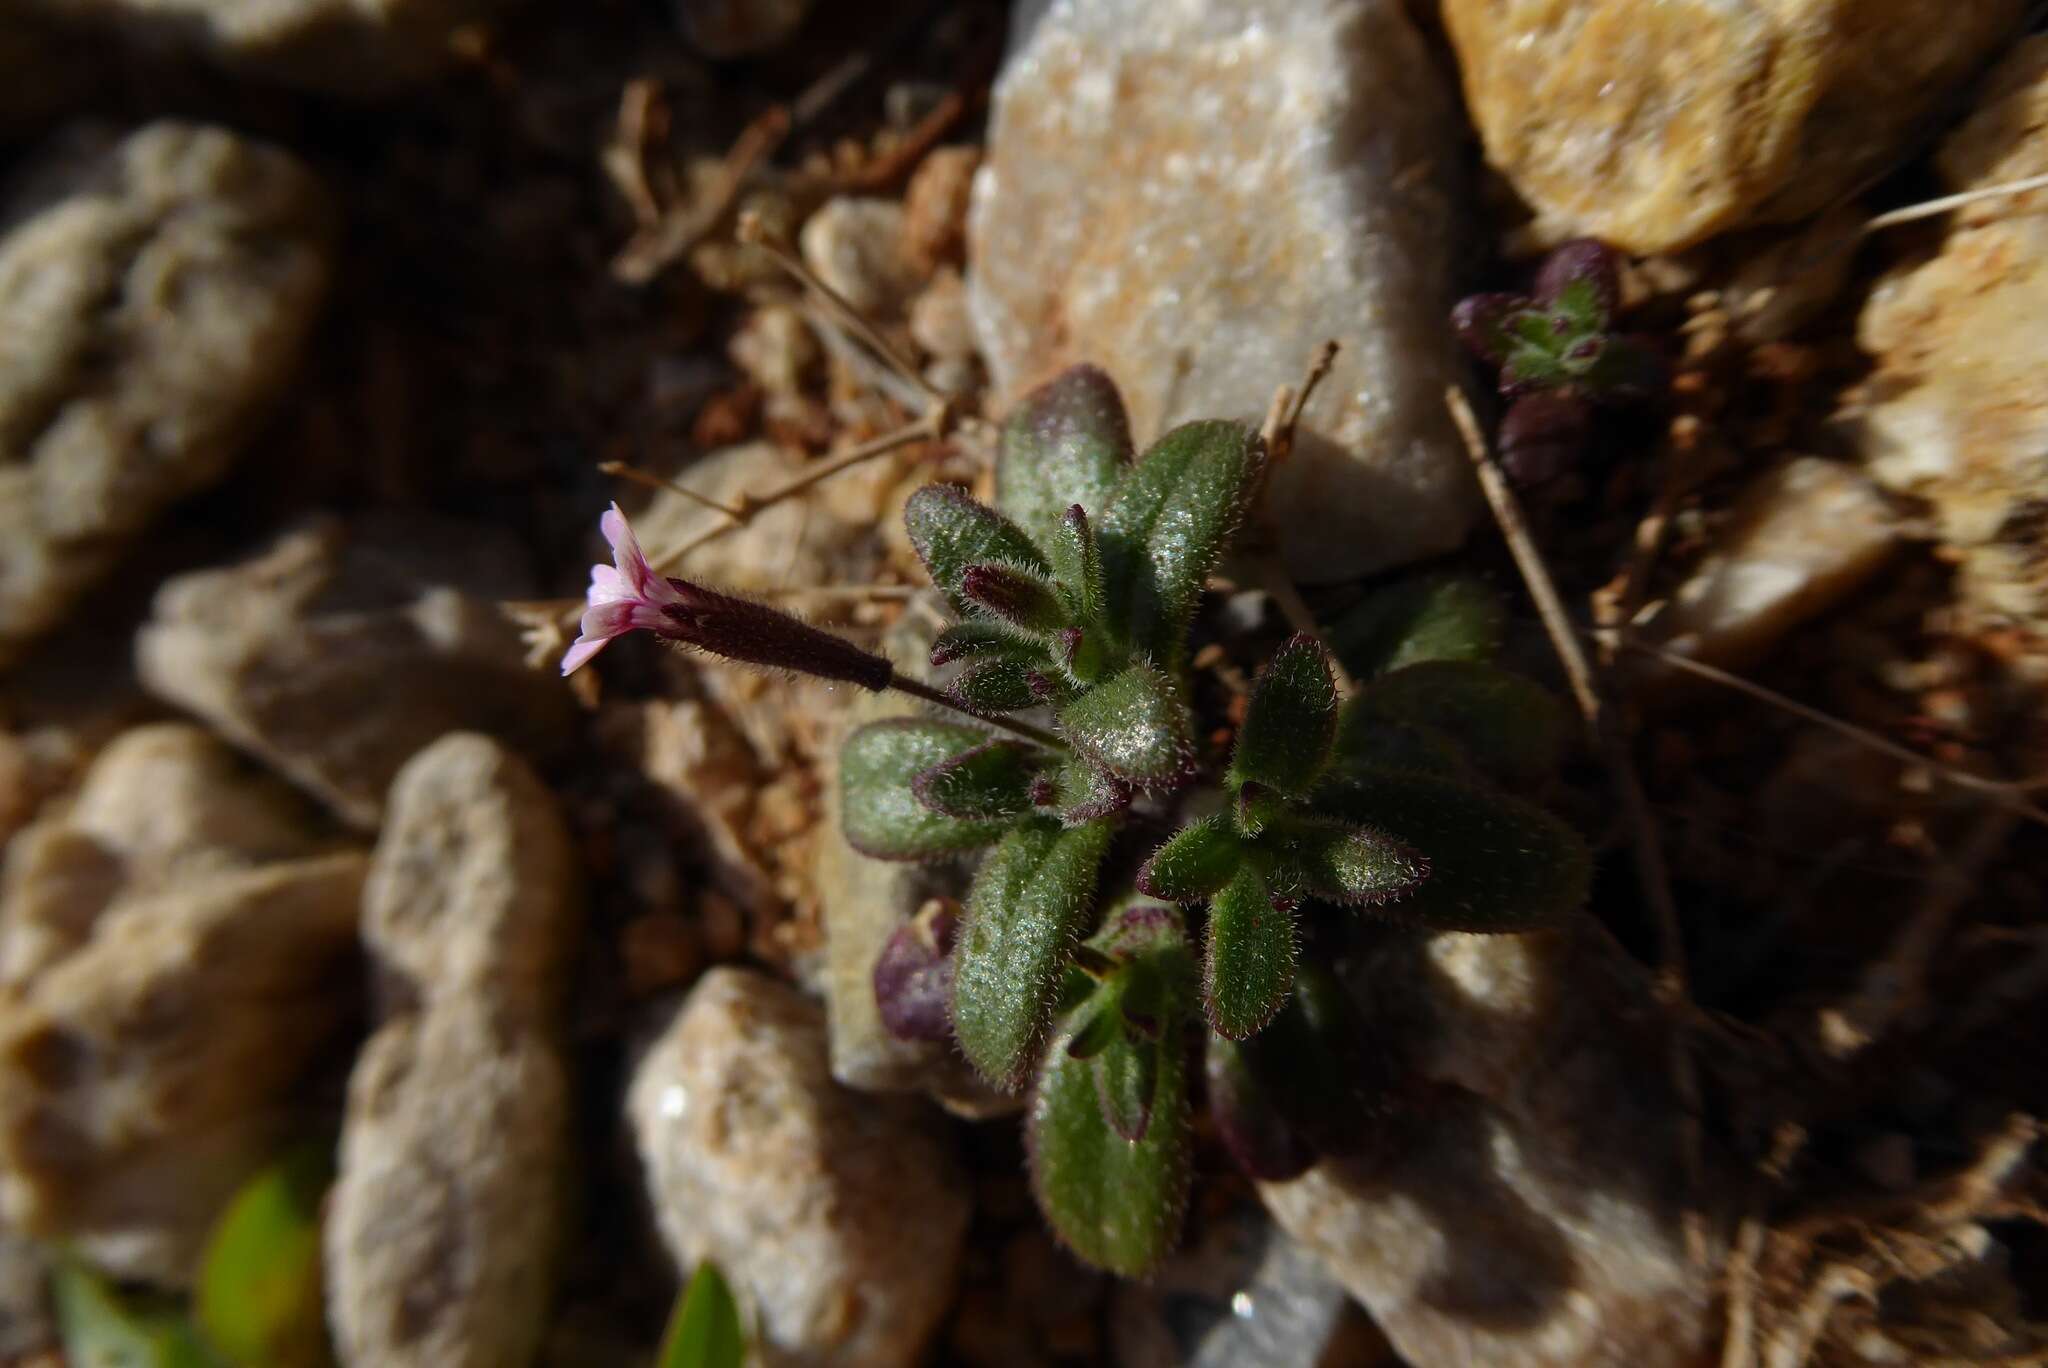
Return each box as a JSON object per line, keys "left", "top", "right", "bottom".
{"left": 1259, "top": 928, "right": 1729, "bottom": 1367}
{"left": 1846, "top": 37, "right": 2048, "bottom": 643}
{"left": 1442, "top": 0, "right": 2022, "bottom": 253}
{"left": 969, "top": 0, "right": 1477, "bottom": 584}
{"left": 1643, "top": 456, "right": 1896, "bottom": 678}
{"left": 0, "top": 726, "right": 364, "bottom": 1285}
{"left": 628, "top": 968, "right": 971, "bottom": 1367}
{"left": 0, "top": 121, "right": 331, "bottom": 666}
{"left": 1113, "top": 1200, "right": 1388, "bottom": 1368}
{"left": 327, "top": 733, "right": 578, "bottom": 1368}
{"left": 136, "top": 514, "right": 573, "bottom": 830}
{"left": 17, "top": 0, "right": 510, "bottom": 94}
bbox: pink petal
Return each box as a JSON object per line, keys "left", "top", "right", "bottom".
{"left": 602, "top": 502, "right": 655, "bottom": 596}
{"left": 586, "top": 562, "right": 630, "bottom": 607}
{"left": 560, "top": 634, "right": 610, "bottom": 675}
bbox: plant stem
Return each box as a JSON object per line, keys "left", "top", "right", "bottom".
{"left": 887, "top": 672, "right": 1068, "bottom": 751}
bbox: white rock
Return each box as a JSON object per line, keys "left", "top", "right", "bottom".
{"left": 1258, "top": 928, "right": 1726, "bottom": 1367}
{"left": 136, "top": 514, "right": 573, "bottom": 830}
{"left": 969, "top": 0, "right": 1476, "bottom": 583}
{"left": 327, "top": 734, "right": 578, "bottom": 1368}
{"left": 0, "top": 121, "right": 330, "bottom": 665}
{"left": 1641, "top": 457, "right": 1896, "bottom": 677}
{"left": 628, "top": 967, "right": 970, "bottom": 1367}
{"left": 1846, "top": 37, "right": 2048, "bottom": 642}
{"left": 1442, "top": 0, "right": 2022, "bottom": 253}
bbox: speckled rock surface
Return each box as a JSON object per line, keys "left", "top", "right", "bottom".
{"left": 327, "top": 734, "right": 578, "bottom": 1368}
{"left": 0, "top": 121, "right": 330, "bottom": 666}
{"left": 1442, "top": 0, "right": 2021, "bottom": 253}
{"left": 628, "top": 967, "right": 971, "bottom": 1367}
{"left": 1846, "top": 36, "right": 2048, "bottom": 644}
{"left": 136, "top": 514, "right": 573, "bottom": 830}
{"left": 1259, "top": 928, "right": 1728, "bottom": 1367}
{"left": 1643, "top": 456, "right": 1896, "bottom": 678}
{"left": 969, "top": 0, "right": 1476, "bottom": 584}
{"left": 0, "top": 729, "right": 364, "bottom": 1285}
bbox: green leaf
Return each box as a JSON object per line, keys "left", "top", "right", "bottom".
{"left": 904, "top": 483, "right": 1050, "bottom": 613}
{"left": 1329, "top": 714, "right": 1474, "bottom": 778}
{"left": 1324, "top": 574, "right": 1505, "bottom": 677}
{"left": 1230, "top": 634, "right": 1337, "bottom": 796}
{"left": 952, "top": 817, "right": 1113, "bottom": 1087}
{"left": 929, "top": 620, "right": 1048, "bottom": 668}
{"left": 948, "top": 656, "right": 1052, "bottom": 715}
{"left": 1135, "top": 814, "right": 1241, "bottom": 903}
{"left": 912, "top": 739, "right": 1045, "bottom": 820}
{"left": 960, "top": 563, "right": 1070, "bottom": 635}
{"left": 197, "top": 1145, "right": 332, "bottom": 1368}
{"left": 656, "top": 1262, "right": 745, "bottom": 1368}
{"left": 840, "top": 720, "right": 1011, "bottom": 860}
{"left": 1057, "top": 663, "right": 1192, "bottom": 790}
{"left": 54, "top": 1261, "right": 222, "bottom": 1368}
{"left": 1296, "top": 823, "right": 1430, "bottom": 906}
{"left": 995, "top": 364, "right": 1133, "bottom": 553}
{"left": 1027, "top": 1012, "right": 1191, "bottom": 1277}
{"left": 1349, "top": 661, "right": 1568, "bottom": 787}
{"left": 1316, "top": 768, "right": 1591, "bottom": 931}
{"left": 1091, "top": 1030, "right": 1158, "bottom": 1142}
{"left": 1203, "top": 862, "right": 1295, "bottom": 1039}
{"left": 1046, "top": 505, "right": 1106, "bottom": 626}
{"left": 1044, "top": 757, "right": 1132, "bottom": 825}
{"left": 1098, "top": 420, "right": 1264, "bottom": 668}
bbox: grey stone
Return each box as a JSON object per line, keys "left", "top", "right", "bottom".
{"left": 628, "top": 967, "right": 970, "bottom": 1367}
{"left": 326, "top": 734, "right": 579, "bottom": 1368}
{"left": 1443, "top": 0, "right": 2023, "bottom": 253}
{"left": 136, "top": 514, "right": 573, "bottom": 830}
{"left": 0, "top": 121, "right": 330, "bottom": 666}
{"left": 968, "top": 0, "right": 1476, "bottom": 584}
{"left": 0, "top": 825, "right": 364, "bottom": 1285}
{"left": 1844, "top": 37, "right": 2048, "bottom": 649}
{"left": 1259, "top": 927, "right": 1729, "bottom": 1367}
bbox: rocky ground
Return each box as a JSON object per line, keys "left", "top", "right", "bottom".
{"left": 1, "top": 1, "right": 2046, "bottom": 1365}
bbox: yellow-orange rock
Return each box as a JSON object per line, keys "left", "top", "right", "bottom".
{"left": 1443, "top": 0, "right": 2021, "bottom": 252}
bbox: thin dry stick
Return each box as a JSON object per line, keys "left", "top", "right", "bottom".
{"left": 1447, "top": 386, "right": 1707, "bottom": 1257}
{"left": 597, "top": 459, "right": 745, "bottom": 520}
{"left": 1861, "top": 170, "right": 2048, "bottom": 234}
{"left": 613, "top": 103, "right": 790, "bottom": 285}
{"left": 1605, "top": 632, "right": 2048, "bottom": 829}
{"left": 1255, "top": 342, "right": 1354, "bottom": 694}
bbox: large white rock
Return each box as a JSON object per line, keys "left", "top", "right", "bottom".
{"left": 969, "top": 0, "right": 1476, "bottom": 584}
{"left": 1258, "top": 928, "right": 1729, "bottom": 1367}
{"left": 1845, "top": 37, "right": 2048, "bottom": 648}
{"left": 326, "top": 734, "right": 579, "bottom": 1368}
{"left": 628, "top": 967, "right": 970, "bottom": 1367}
{"left": 0, "top": 122, "right": 330, "bottom": 665}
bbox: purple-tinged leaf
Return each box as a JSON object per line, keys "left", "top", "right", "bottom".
{"left": 873, "top": 899, "right": 961, "bottom": 1042}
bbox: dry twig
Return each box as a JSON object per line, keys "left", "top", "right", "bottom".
{"left": 1254, "top": 342, "right": 1354, "bottom": 694}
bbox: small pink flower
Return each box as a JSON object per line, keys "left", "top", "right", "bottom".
{"left": 559, "top": 502, "right": 895, "bottom": 691}
{"left": 561, "top": 503, "right": 686, "bottom": 675}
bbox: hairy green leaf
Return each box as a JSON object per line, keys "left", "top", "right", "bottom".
{"left": 1350, "top": 661, "right": 1568, "bottom": 787}
{"left": 953, "top": 818, "right": 1113, "bottom": 1087}
{"left": 912, "top": 740, "right": 1045, "bottom": 820}
{"left": 198, "top": 1145, "right": 331, "bottom": 1368}
{"left": 1297, "top": 823, "right": 1430, "bottom": 907}
{"left": 1135, "top": 814, "right": 1241, "bottom": 903}
{"left": 904, "top": 483, "right": 1050, "bottom": 613}
{"left": 1203, "top": 862, "right": 1296, "bottom": 1039}
{"left": 961, "top": 563, "right": 1070, "bottom": 635}
{"left": 1205, "top": 1031, "right": 1315, "bottom": 1182}
{"left": 1098, "top": 420, "right": 1264, "bottom": 667}
{"left": 1028, "top": 1013, "right": 1190, "bottom": 1277}
{"left": 1092, "top": 1030, "right": 1159, "bottom": 1142}
{"left": 1057, "top": 663, "right": 1192, "bottom": 790}
{"left": 948, "top": 656, "right": 1050, "bottom": 715}
{"left": 929, "top": 620, "right": 1049, "bottom": 668}
{"left": 1046, "top": 504, "right": 1106, "bottom": 626}
{"left": 1330, "top": 714, "right": 1474, "bottom": 778}
{"left": 656, "top": 1262, "right": 745, "bottom": 1368}
{"left": 1325, "top": 574, "right": 1505, "bottom": 677}
{"left": 995, "top": 364, "right": 1133, "bottom": 553}
{"left": 840, "top": 720, "right": 1010, "bottom": 860}
{"left": 1316, "top": 768, "right": 1591, "bottom": 931}
{"left": 1043, "top": 757, "right": 1133, "bottom": 825}
{"left": 1231, "top": 634, "right": 1337, "bottom": 796}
